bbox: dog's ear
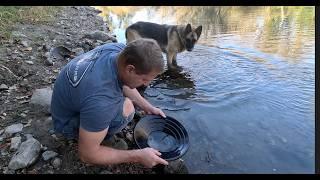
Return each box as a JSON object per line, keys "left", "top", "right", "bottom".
{"left": 195, "top": 25, "right": 202, "bottom": 38}
{"left": 185, "top": 24, "right": 192, "bottom": 34}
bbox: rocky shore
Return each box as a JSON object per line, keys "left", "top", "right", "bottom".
{"left": 0, "top": 6, "right": 187, "bottom": 174}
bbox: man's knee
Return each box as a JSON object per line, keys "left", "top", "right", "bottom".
{"left": 123, "top": 98, "right": 135, "bottom": 118}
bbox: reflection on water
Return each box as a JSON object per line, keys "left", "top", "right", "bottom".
{"left": 151, "top": 68, "right": 196, "bottom": 97}
{"left": 94, "top": 6, "right": 315, "bottom": 174}
{"left": 95, "top": 6, "right": 314, "bottom": 60}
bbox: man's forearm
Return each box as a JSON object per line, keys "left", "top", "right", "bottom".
{"left": 80, "top": 145, "right": 141, "bottom": 165}
{"left": 123, "top": 85, "right": 152, "bottom": 111}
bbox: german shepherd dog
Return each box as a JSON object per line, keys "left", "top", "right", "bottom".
{"left": 126, "top": 21, "right": 202, "bottom": 70}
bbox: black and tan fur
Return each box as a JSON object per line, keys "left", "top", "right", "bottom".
{"left": 125, "top": 21, "right": 202, "bottom": 69}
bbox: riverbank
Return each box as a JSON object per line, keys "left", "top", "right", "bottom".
{"left": 0, "top": 6, "right": 186, "bottom": 174}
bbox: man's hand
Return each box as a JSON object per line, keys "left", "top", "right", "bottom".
{"left": 123, "top": 86, "right": 166, "bottom": 118}
{"left": 145, "top": 106, "right": 166, "bottom": 118}
{"left": 136, "top": 148, "right": 169, "bottom": 168}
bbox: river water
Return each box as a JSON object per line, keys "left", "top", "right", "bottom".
{"left": 95, "top": 6, "right": 315, "bottom": 174}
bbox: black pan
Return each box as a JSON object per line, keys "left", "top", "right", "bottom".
{"left": 133, "top": 115, "right": 189, "bottom": 161}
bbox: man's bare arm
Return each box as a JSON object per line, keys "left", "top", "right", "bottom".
{"left": 77, "top": 127, "right": 168, "bottom": 167}
{"left": 122, "top": 85, "right": 166, "bottom": 118}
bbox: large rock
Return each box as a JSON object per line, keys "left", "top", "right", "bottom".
{"left": 84, "top": 31, "right": 117, "bottom": 42}
{"left": 30, "top": 87, "right": 52, "bottom": 114}
{"left": 4, "top": 123, "right": 23, "bottom": 137}
{"left": 8, "top": 138, "right": 41, "bottom": 170}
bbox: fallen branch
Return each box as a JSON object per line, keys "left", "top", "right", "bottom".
{"left": 0, "top": 64, "right": 18, "bottom": 79}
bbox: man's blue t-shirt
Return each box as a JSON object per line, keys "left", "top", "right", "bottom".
{"left": 51, "top": 43, "right": 126, "bottom": 138}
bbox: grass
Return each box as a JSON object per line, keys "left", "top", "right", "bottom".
{"left": 0, "top": 6, "right": 61, "bottom": 39}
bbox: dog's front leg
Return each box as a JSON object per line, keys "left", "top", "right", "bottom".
{"left": 166, "top": 52, "right": 175, "bottom": 70}
{"left": 172, "top": 54, "right": 178, "bottom": 67}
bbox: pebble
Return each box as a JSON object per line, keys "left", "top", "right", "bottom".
{"left": 41, "top": 145, "right": 48, "bottom": 151}
{"left": 20, "top": 41, "right": 29, "bottom": 47}
{"left": 72, "top": 48, "right": 84, "bottom": 56}
{"left": 48, "top": 129, "right": 55, "bottom": 134}
{"left": 0, "top": 84, "right": 9, "bottom": 90}
{"left": 10, "top": 136, "right": 22, "bottom": 151}
{"left": 65, "top": 42, "right": 72, "bottom": 46}
{"left": 100, "top": 170, "right": 113, "bottom": 174}
{"left": 51, "top": 158, "right": 62, "bottom": 169}
{"left": 125, "top": 132, "right": 134, "bottom": 142}
{"left": 3, "top": 167, "right": 15, "bottom": 174}
{"left": 25, "top": 61, "right": 34, "bottom": 65}
{"left": 42, "top": 150, "right": 58, "bottom": 161}
{"left": 45, "top": 57, "right": 54, "bottom": 66}
{"left": 20, "top": 113, "right": 27, "bottom": 118}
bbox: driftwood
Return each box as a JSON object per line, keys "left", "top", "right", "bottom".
{"left": 0, "top": 64, "right": 19, "bottom": 79}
